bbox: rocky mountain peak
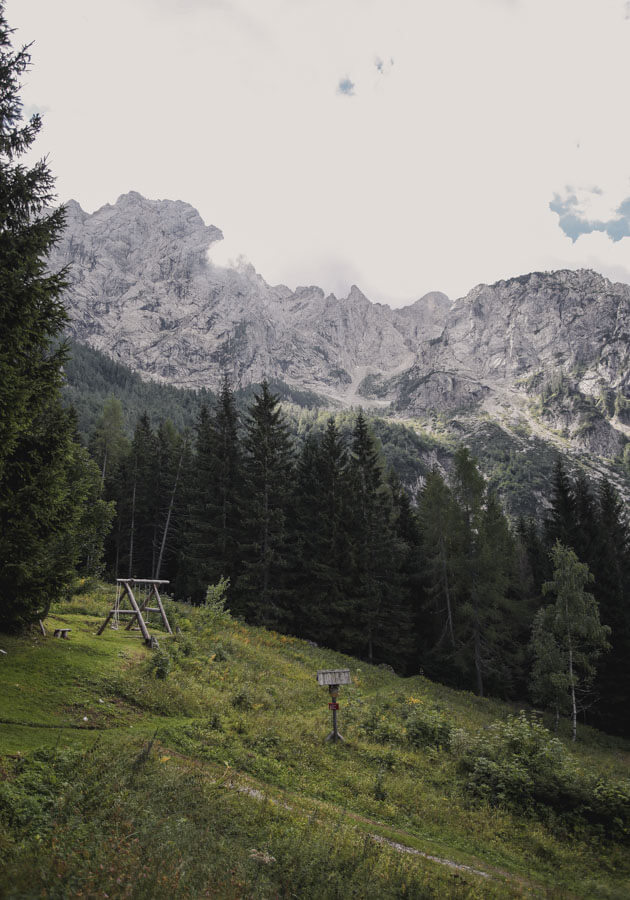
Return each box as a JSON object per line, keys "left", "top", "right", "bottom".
{"left": 49, "top": 192, "right": 629, "bottom": 460}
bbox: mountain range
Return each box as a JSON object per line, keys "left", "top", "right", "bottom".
{"left": 51, "top": 191, "right": 630, "bottom": 481}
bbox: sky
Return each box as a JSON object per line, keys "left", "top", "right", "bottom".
{"left": 8, "top": 0, "right": 630, "bottom": 306}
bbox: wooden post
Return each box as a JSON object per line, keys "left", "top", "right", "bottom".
{"left": 123, "top": 582, "right": 151, "bottom": 643}
{"left": 97, "top": 611, "right": 114, "bottom": 635}
{"left": 152, "top": 585, "right": 173, "bottom": 635}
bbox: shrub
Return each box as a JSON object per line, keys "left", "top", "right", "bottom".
{"left": 358, "top": 708, "right": 402, "bottom": 745}
{"left": 149, "top": 649, "right": 172, "bottom": 680}
{"left": 405, "top": 702, "right": 453, "bottom": 750}
{"left": 231, "top": 688, "right": 253, "bottom": 710}
{"left": 200, "top": 577, "right": 232, "bottom": 629}
{"left": 457, "top": 712, "right": 630, "bottom": 840}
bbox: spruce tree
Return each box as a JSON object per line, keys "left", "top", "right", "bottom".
{"left": 114, "top": 413, "right": 159, "bottom": 579}
{"left": 0, "top": 6, "right": 105, "bottom": 630}
{"left": 450, "top": 447, "right": 487, "bottom": 694}
{"left": 204, "top": 375, "right": 244, "bottom": 589}
{"left": 590, "top": 480, "right": 630, "bottom": 735}
{"left": 447, "top": 448, "right": 516, "bottom": 697}
{"left": 544, "top": 458, "right": 577, "bottom": 551}
{"left": 153, "top": 420, "right": 187, "bottom": 581}
{"left": 418, "top": 468, "right": 460, "bottom": 663}
{"left": 179, "top": 403, "right": 215, "bottom": 601}
{"left": 237, "top": 380, "right": 294, "bottom": 624}
{"left": 291, "top": 418, "right": 352, "bottom": 646}
{"left": 346, "top": 412, "right": 408, "bottom": 666}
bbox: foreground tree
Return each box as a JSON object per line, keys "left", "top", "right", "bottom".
{"left": 531, "top": 542, "right": 610, "bottom": 741}
{"left": 0, "top": 6, "right": 107, "bottom": 630}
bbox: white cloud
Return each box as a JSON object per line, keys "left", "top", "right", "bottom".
{"left": 7, "top": 0, "right": 630, "bottom": 304}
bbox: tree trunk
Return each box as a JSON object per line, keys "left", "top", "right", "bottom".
{"left": 474, "top": 626, "right": 484, "bottom": 697}
{"left": 565, "top": 594, "right": 577, "bottom": 741}
{"left": 440, "top": 537, "right": 455, "bottom": 648}
{"left": 472, "top": 586, "right": 484, "bottom": 697}
{"left": 568, "top": 640, "right": 577, "bottom": 741}
{"left": 100, "top": 446, "right": 108, "bottom": 490}
{"left": 128, "top": 463, "right": 137, "bottom": 578}
{"left": 154, "top": 446, "right": 184, "bottom": 579}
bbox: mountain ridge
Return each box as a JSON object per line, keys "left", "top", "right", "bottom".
{"left": 50, "top": 192, "right": 629, "bottom": 463}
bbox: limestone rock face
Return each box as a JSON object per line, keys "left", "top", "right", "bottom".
{"left": 432, "top": 271, "right": 629, "bottom": 390}
{"left": 51, "top": 193, "right": 429, "bottom": 397}
{"left": 51, "top": 193, "right": 630, "bottom": 458}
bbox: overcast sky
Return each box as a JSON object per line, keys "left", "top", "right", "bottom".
{"left": 8, "top": 0, "right": 630, "bottom": 306}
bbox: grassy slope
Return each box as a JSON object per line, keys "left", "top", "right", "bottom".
{"left": 1, "top": 588, "right": 629, "bottom": 899}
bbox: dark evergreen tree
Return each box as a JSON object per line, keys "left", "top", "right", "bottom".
{"left": 417, "top": 468, "right": 461, "bottom": 670}
{"left": 516, "top": 517, "right": 549, "bottom": 601}
{"left": 179, "top": 404, "right": 215, "bottom": 601}
{"left": 0, "top": 7, "right": 109, "bottom": 630}
{"left": 346, "top": 413, "right": 410, "bottom": 667}
{"left": 236, "top": 381, "right": 294, "bottom": 624}
{"left": 444, "top": 448, "right": 517, "bottom": 696}
{"left": 291, "top": 418, "right": 352, "bottom": 646}
{"left": 450, "top": 446, "right": 487, "bottom": 694}
{"left": 544, "top": 458, "right": 577, "bottom": 550}
{"left": 179, "top": 379, "right": 244, "bottom": 601}
{"left": 590, "top": 480, "right": 630, "bottom": 735}
{"left": 115, "top": 413, "right": 159, "bottom": 578}
{"left": 572, "top": 472, "right": 598, "bottom": 572}
{"left": 476, "top": 491, "right": 519, "bottom": 697}
{"left": 153, "top": 420, "right": 188, "bottom": 581}
{"left": 204, "top": 376, "right": 244, "bottom": 589}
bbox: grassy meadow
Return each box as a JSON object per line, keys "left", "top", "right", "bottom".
{"left": 0, "top": 582, "right": 629, "bottom": 898}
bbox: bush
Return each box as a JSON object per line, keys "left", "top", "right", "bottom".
{"left": 199, "top": 577, "right": 231, "bottom": 629}
{"left": 231, "top": 688, "right": 253, "bottom": 710}
{"left": 358, "top": 708, "right": 402, "bottom": 745}
{"left": 457, "top": 712, "right": 630, "bottom": 840}
{"left": 149, "top": 649, "right": 172, "bottom": 680}
{"left": 405, "top": 702, "right": 453, "bottom": 750}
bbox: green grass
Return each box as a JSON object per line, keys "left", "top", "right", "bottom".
{"left": 1, "top": 587, "right": 629, "bottom": 898}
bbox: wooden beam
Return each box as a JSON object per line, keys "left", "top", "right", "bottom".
{"left": 121, "top": 581, "right": 151, "bottom": 643}
{"left": 97, "top": 612, "right": 113, "bottom": 635}
{"left": 116, "top": 578, "right": 169, "bottom": 585}
{"left": 153, "top": 585, "right": 173, "bottom": 635}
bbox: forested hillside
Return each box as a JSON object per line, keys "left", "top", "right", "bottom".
{"left": 76, "top": 369, "right": 630, "bottom": 737}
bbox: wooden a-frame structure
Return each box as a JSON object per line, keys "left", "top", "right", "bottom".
{"left": 97, "top": 578, "right": 172, "bottom": 645}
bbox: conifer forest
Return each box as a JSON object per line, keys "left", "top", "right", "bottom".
{"left": 83, "top": 380, "right": 630, "bottom": 738}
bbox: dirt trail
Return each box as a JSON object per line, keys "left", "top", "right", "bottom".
{"left": 194, "top": 758, "right": 550, "bottom": 895}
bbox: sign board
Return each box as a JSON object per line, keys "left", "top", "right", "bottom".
{"left": 317, "top": 668, "right": 351, "bottom": 686}
{"left": 328, "top": 702, "right": 339, "bottom": 710}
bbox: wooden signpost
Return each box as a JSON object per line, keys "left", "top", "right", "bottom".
{"left": 97, "top": 579, "right": 172, "bottom": 646}
{"left": 317, "top": 668, "right": 351, "bottom": 743}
